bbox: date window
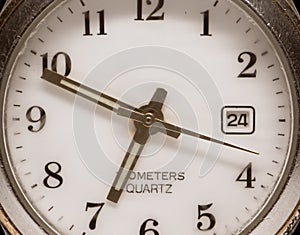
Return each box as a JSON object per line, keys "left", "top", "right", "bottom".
{"left": 221, "top": 106, "right": 255, "bottom": 135}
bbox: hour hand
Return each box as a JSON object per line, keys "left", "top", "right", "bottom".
{"left": 41, "top": 69, "right": 136, "bottom": 112}
{"left": 41, "top": 69, "right": 180, "bottom": 139}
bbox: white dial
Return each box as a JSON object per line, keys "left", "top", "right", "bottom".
{"left": 1, "top": 0, "right": 297, "bottom": 234}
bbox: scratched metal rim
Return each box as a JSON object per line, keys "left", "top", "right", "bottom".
{"left": 240, "top": 1, "right": 300, "bottom": 234}
{"left": 0, "top": 1, "right": 58, "bottom": 234}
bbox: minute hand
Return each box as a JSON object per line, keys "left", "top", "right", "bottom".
{"left": 118, "top": 107, "right": 259, "bottom": 155}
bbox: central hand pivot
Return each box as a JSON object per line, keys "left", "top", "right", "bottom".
{"left": 134, "top": 105, "right": 164, "bottom": 135}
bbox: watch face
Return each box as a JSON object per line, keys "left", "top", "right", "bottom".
{"left": 0, "top": 0, "right": 299, "bottom": 234}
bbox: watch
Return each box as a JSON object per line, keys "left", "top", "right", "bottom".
{"left": 0, "top": 0, "right": 299, "bottom": 234}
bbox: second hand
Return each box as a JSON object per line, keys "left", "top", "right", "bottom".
{"left": 117, "top": 107, "right": 259, "bottom": 156}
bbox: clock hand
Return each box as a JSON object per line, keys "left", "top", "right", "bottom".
{"left": 41, "top": 69, "right": 136, "bottom": 112}
{"left": 117, "top": 107, "right": 259, "bottom": 155}
{"left": 107, "top": 88, "right": 167, "bottom": 203}
{"left": 41, "top": 69, "right": 180, "bottom": 139}
{"left": 106, "top": 130, "right": 149, "bottom": 203}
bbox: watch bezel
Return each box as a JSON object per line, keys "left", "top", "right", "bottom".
{"left": 242, "top": 0, "right": 300, "bottom": 234}
{"left": 0, "top": 1, "right": 61, "bottom": 234}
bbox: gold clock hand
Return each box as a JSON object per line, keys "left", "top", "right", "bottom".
{"left": 106, "top": 131, "right": 148, "bottom": 203}
{"left": 41, "top": 69, "right": 136, "bottom": 112}
{"left": 117, "top": 107, "right": 259, "bottom": 155}
{"left": 107, "top": 88, "right": 167, "bottom": 203}
{"left": 41, "top": 69, "right": 180, "bottom": 139}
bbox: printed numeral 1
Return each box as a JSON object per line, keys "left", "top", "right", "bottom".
{"left": 200, "top": 10, "right": 212, "bottom": 36}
